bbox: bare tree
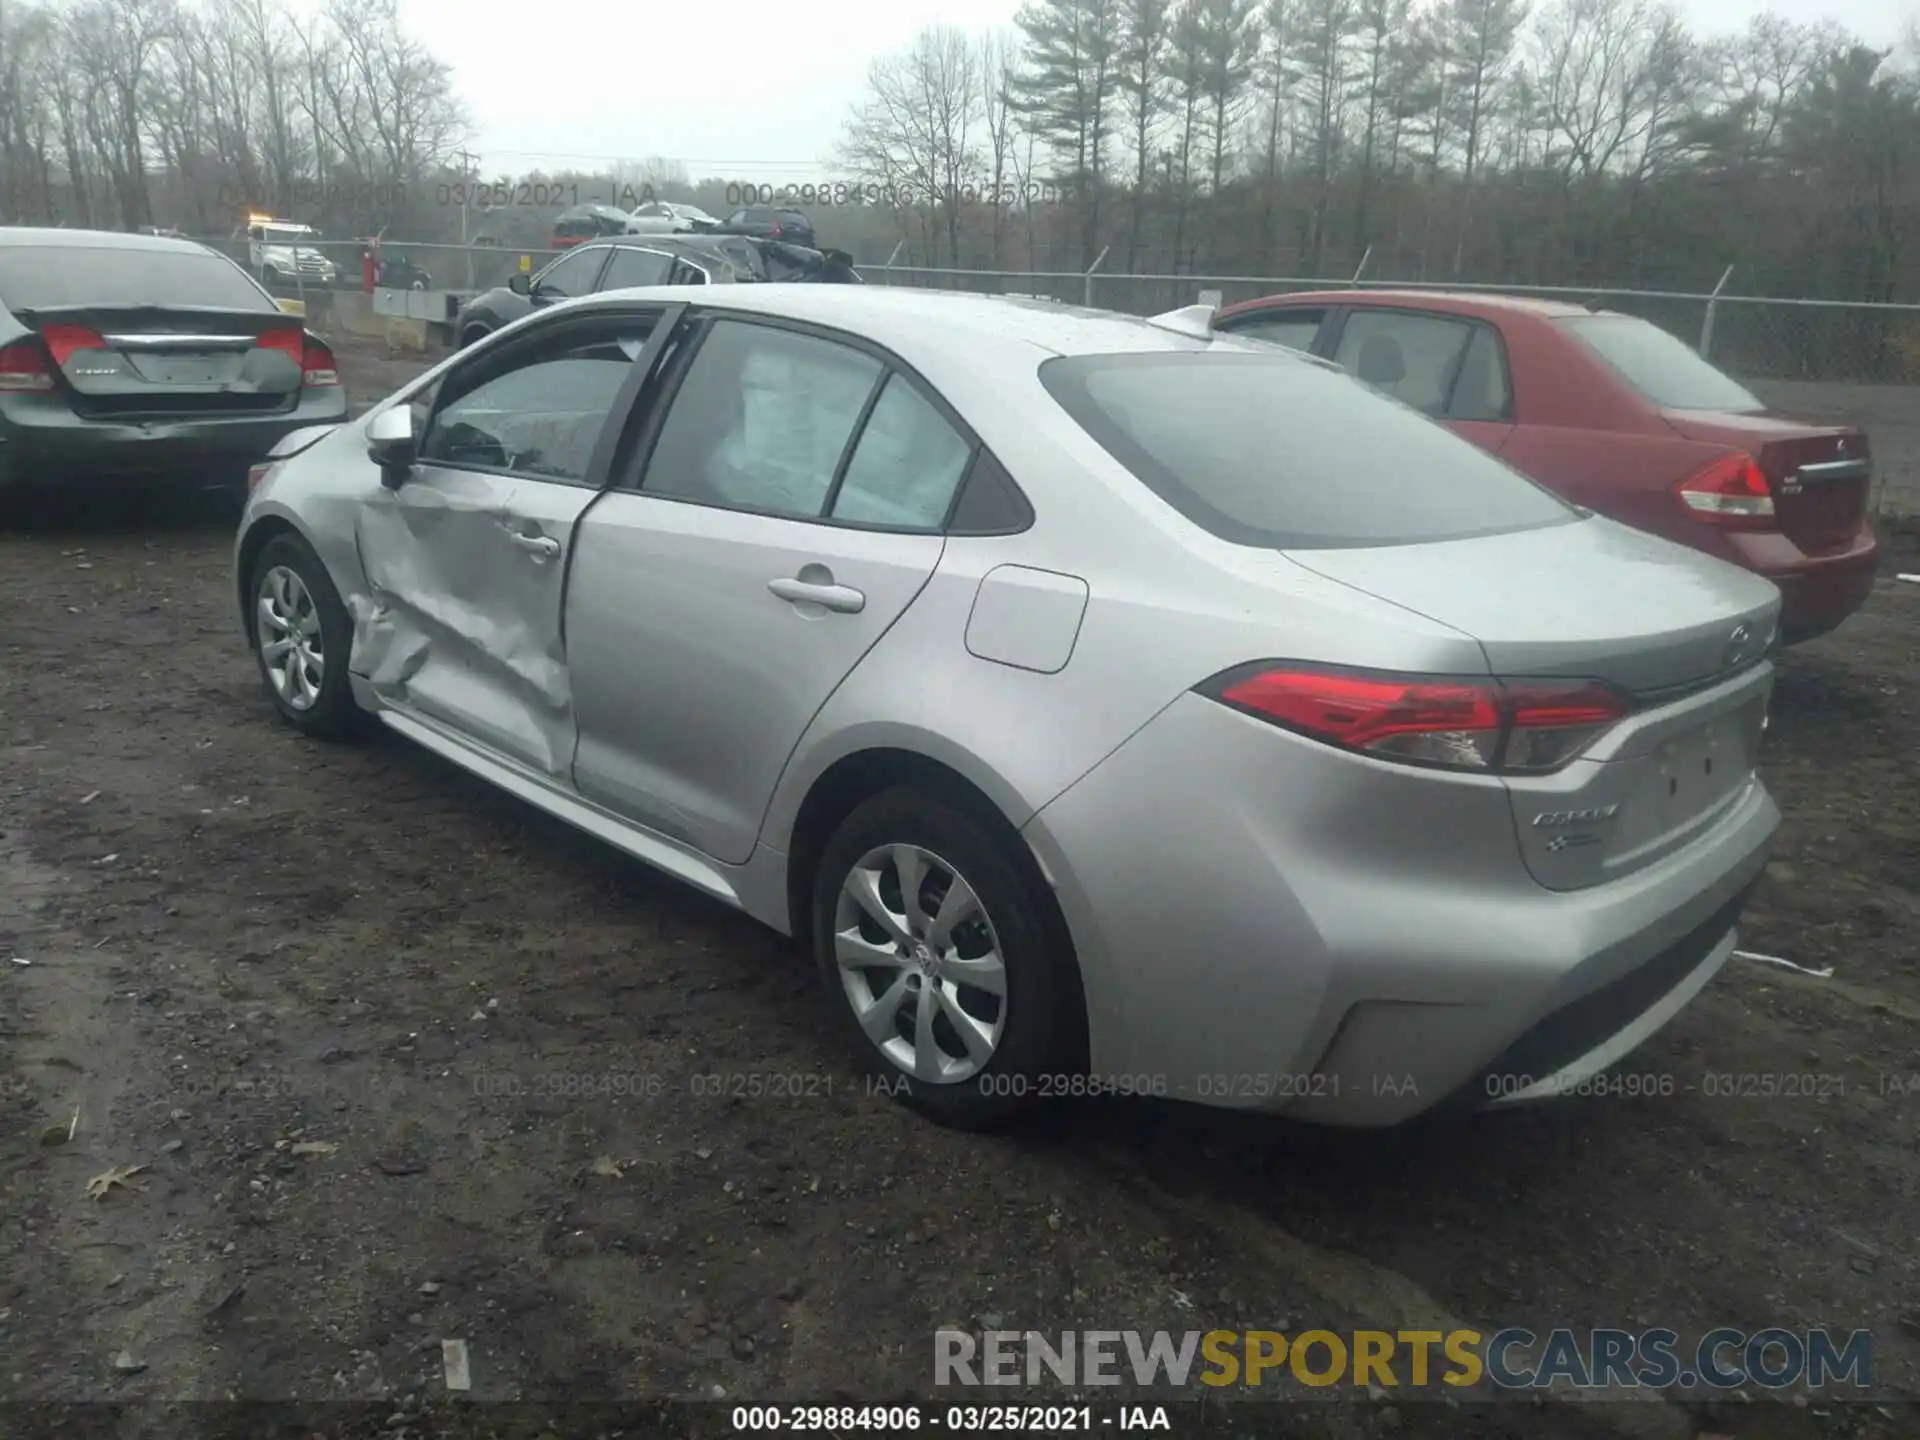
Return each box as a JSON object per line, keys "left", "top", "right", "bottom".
{"left": 842, "top": 25, "right": 983, "bottom": 266}
{"left": 1113, "top": 0, "right": 1171, "bottom": 268}
{"left": 979, "top": 29, "right": 1023, "bottom": 266}
{"left": 1443, "top": 0, "right": 1528, "bottom": 273}
{"left": 1293, "top": 0, "right": 1355, "bottom": 272}
{"left": 1016, "top": 0, "right": 1122, "bottom": 266}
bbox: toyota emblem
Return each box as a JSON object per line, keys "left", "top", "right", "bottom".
{"left": 1724, "top": 623, "right": 1754, "bottom": 669}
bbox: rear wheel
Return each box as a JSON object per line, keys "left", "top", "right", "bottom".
{"left": 811, "top": 787, "right": 1071, "bottom": 1129}
{"left": 460, "top": 325, "right": 491, "bottom": 349}
{"left": 248, "top": 532, "right": 361, "bottom": 740}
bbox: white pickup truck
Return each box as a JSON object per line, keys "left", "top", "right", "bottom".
{"left": 242, "top": 218, "right": 337, "bottom": 287}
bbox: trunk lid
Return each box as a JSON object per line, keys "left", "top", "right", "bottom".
{"left": 1663, "top": 409, "right": 1870, "bottom": 552}
{"left": 1282, "top": 514, "right": 1782, "bottom": 695}
{"left": 1284, "top": 515, "right": 1780, "bottom": 891}
{"left": 23, "top": 304, "right": 306, "bottom": 417}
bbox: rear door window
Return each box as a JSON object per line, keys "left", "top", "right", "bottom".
{"left": 1561, "top": 315, "right": 1762, "bottom": 411}
{"left": 599, "top": 248, "right": 674, "bottom": 290}
{"left": 1040, "top": 351, "right": 1576, "bottom": 550}
{"left": 1331, "top": 310, "right": 1475, "bottom": 416}
{"left": 829, "top": 374, "right": 974, "bottom": 530}
{"left": 640, "top": 319, "right": 882, "bottom": 518}
{"left": 1446, "top": 326, "right": 1513, "bottom": 422}
{"left": 0, "top": 245, "right": 273, "bottom": 311}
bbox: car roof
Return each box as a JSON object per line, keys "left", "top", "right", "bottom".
{"left": 0, "top": 226, "right": 213, "bottom": 256}
{"left": 1224, "top": 287, "right": 1595, "bottom": 320}
{"left": 585, "top": 285, "right": 1273, "bottom": 362}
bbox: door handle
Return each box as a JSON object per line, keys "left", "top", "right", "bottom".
{"left": 510, "top": 531, "right": 561, "bottom": 559}
{"left": 768, "top": 577, "right": 865, "bottom": 613}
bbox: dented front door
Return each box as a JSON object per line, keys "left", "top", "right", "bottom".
{"left": 356, "top": 318, "right": 654, "bottom": 776}
{"left": 358, "top": 469, "right": 597, "bottom": 774}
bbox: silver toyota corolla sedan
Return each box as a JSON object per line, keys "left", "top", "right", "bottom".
{"left": 234, "top": 285, "right": 1782, "bottom": 1129}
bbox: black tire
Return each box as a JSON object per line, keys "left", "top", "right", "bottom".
{"left": 247, "top": 531, "right": 362, "bottom": 740}
{"left": 460, "top": 325, "right": 491, "bottom": 349}
{"left": 811, "top": 786, "right": 1072, "bottom": 1130}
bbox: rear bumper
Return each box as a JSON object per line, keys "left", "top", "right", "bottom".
{"left": 0, "top": 390, "right": 348, "bottom": 490}
{"left": 1022, "top": 692, "right": 1778, "bottom": 1125}
{"left": 1721, "top": 526, "right": 1878, "bottom": 643}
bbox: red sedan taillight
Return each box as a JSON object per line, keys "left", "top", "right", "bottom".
{"left": 1201, "top": 665, "right": 1632, "bottom": 774}
{"left": 1676, "top": 451, "right": 1775, "bottom": 528}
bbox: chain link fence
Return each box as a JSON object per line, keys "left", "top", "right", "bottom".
{"left": 187, "top": 228, "right": 1920, "bottom": 518}
{"left": 867, "top": 263, "right": 1920, "bottom": 517}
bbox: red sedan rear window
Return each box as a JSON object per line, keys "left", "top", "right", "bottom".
{"left": 1561, "top": 315, "right": 1762, "bottom": 412}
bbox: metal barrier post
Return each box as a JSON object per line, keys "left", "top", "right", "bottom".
{"left": 1084, "top": 246, "right": 1109, "bottom": 308}
{"left": 1700, "top": 266, "right": 1734, "bottom": 360}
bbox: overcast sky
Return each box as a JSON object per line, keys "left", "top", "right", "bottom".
{"left": 400, "top": 0, "right": 1913, "bottom": 179}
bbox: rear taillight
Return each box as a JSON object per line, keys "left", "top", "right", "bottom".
{"left": 0, "top": 339, "right": 53, "bottom": 391}
{"left": 247, "top": 461, "right": 278, "bottom": 493}
{"left": 1203, "top": 665, "right": 1632, "bottom": 774}
{"left": 38, "top": 323, "right": 108, "bottom": 366}
{"left": 1677, "top": 451, "right": 1774, "bottom": 527}
{"left": 300, "top": 337, "right": 339, "bottom": 387}
{"left": 257, "top": 327, "right": 304, "bottom": 359}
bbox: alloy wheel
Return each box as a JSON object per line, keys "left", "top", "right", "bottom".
{"left": 257, "top": 564, "right": 325, "bottom": 711}
{"left": 833, "top": 844, "right": 1008, "bottom": 1083}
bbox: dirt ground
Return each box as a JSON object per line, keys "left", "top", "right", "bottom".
{"left": 2, "top": 337, "right": 1918, "bottom": 1439}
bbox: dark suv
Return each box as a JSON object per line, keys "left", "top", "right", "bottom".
{"left": 451, "top": 233, "right": 858, "bottom": 348}
{"left": 721, "top": 206, "right": 816, "bottom": 248}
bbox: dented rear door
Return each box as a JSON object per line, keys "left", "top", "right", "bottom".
{"left": 356, "top": 314, "right": 664, "bottom": 777}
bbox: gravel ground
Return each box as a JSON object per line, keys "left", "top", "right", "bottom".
{"left": 1, "top": 339, "right": 1917, "bottom": 1439}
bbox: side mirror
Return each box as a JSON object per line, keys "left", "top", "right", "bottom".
{"left": 508, "top": 273, "right": 532, "bottom": 296}
{"left": 367, "top": 405, "right": 416, "bottom": 488}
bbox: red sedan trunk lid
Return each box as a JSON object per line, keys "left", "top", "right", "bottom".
{"left": 1661, "top": 410, "right": 1870, "bottom": 552}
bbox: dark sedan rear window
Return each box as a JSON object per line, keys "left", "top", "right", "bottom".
{"left": 0, "top": 245, "right": 274, "bottom": 312}
{"left": 1039, "top": 351, "right": 1577, "bottom": 550}
{"left": 1561, "top": 315, "right": 1762, "bottom": 411}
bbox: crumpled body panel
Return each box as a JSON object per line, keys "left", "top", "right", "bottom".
{"left": 352, "top": 465, "right": 591, "bottom": 777}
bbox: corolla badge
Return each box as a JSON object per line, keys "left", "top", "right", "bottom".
{"left": 1531, "top": 805, "right": 1620, "bottom": 828}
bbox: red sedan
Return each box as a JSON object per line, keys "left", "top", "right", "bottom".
{"left": 1212, "top": 290, "right": 1878, "bottom": 643}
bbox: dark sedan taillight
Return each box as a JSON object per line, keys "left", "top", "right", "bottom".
{"left": 0, "top": 338, "right": 53, "bottom": 392}
{"left": 38, "top": 323, "right": 108, "bottom": 365}
{"left": 1199, "top": 664, "right": 1632, "bottom": 774}
{"left": 301, "top": 336, "right": 339, "bottom": 387}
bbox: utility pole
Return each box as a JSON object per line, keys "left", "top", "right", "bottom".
{"left": 451, "top": 148, "right": 480, "bottom": 247}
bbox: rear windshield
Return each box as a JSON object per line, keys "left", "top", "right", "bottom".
{"left": 0, "top": 245, "right": 274, "bottom": 312}
{"left": 1561, "top": 315, "right": 1762, "bottom": 411}
{"left": 1039, "top": 351, "right": 1577, "bottom": 550}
